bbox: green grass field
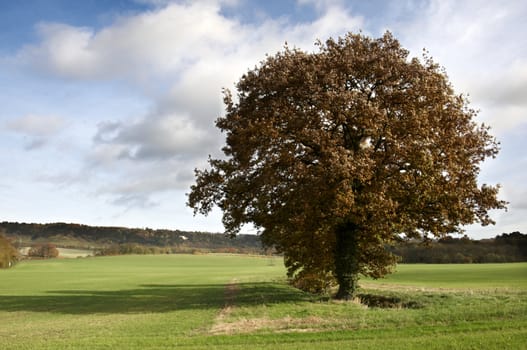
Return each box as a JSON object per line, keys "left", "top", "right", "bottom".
{"left": 1, "top": 255, "right": 526, "bottom": 349}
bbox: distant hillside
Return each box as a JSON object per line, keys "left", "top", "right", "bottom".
{"left": 0, "top": 221, "right": 264, "bottom": 254}
{"left": 1, "top": 221, "right": 525, "bottom": 262}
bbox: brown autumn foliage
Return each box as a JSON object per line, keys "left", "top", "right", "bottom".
{"left": 188, "top": 32, "right": 506, "bottom": 299}
{"left": 0, "top": 232, "right": 19, "bottom": 268}
{"left": 28, "top": 243, "right": 59, "bottom": 259}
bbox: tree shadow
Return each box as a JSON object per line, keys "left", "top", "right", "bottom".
{"left": 0, "top": 282, "right": 311, "bottom": 315}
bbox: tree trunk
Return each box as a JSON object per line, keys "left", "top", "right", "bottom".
{"left": 334, "top": 223, "right": 360, "bottom": 300}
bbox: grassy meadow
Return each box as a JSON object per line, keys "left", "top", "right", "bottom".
{"left": 1, "top": 255, "right": 526, "bottom": 349}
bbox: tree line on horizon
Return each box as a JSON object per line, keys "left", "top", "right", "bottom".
{"left": 1, "top": 222, "right": 526, "bottom": 265}
{"left": 0, "top": 221, "right": 264, "bottom": 254}
{"left": 392, "top": 232, "right": 527, "bottom": 263}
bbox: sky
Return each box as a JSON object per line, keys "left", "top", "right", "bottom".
{"left": 1, "top": 0, "right": 526, "bottom": 239}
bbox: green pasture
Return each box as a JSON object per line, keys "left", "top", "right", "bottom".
{"left": 365, "top": 263, "right": 527, "bottom": 289}
{"left": 1, "top": 255, "right": 526, "bottom": 349}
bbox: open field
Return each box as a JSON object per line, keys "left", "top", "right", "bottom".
{"left": 56, "top": 247, "right": 94, "bottom": 258}
{"left": 1, "top": 255, "right": 526, "bottom": 349}
{"left": 19, "top": 247, "right": 95, "bottom": 258}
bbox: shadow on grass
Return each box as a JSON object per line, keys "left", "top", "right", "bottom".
{"left": 0, "top": 282, "right": 311, "bottom": 315}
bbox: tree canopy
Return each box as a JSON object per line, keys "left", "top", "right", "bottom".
{"left": 188, "top": 32, "right": 506, "bottom": 299}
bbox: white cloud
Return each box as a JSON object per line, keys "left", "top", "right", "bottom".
{"left": 5, "top": 114, "right": 66, "bottom": 136}
{"left": 111, "top": 193, "right": 158, "bottom": 209}
{"left": 18, "top": 2, "right": 243, "bottom": 82}
{"left": 19, "top": 23, "right": 98, "bottom": 79}
{"left": 18, "top": 1, "right": 363, "bottom": 84}
{"left": 95, "top": 114, "right": 215, "bottom": 161}
{"left": 473, "top": 61, "right": 527, "bottom": 109}
{"left": 5, "top": 114, "right": 67, "bottom": 150}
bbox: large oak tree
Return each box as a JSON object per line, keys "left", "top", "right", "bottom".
{"left": 188, "top": 32, "right": 506, "bottom": 299}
